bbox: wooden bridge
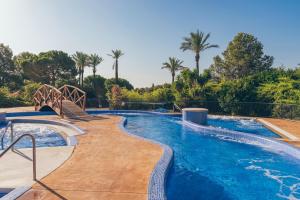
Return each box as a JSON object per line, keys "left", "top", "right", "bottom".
{"left": 33, "top": 84, "right": 88, "bottom": 118}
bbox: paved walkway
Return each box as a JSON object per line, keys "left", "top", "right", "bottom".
{"left": 17, "top": 115, "right": 163, "bottom": 200}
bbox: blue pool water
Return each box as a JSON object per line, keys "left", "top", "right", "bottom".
{"left": 207, "top": 117, "right": 280, "bottom": 138}
{"left": 0, "top": 192, "right": 7, "bottom": 198}
{"left": 120, "top": 113, "right": 300, "bottom": 200}
{"left": 0, "top": 123, "right": 66, "bottom": 149}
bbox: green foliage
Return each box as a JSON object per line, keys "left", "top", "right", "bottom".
{"left": 104, "top": 78, "right": 134, "bottom": 92}
{"left": 121, "top": 89, "right": 144, "bottom": 102}
{"left": 0, "top": 87, "right": 25, "bottom": 108}
{"left": 83, "top": 75, "right": 107, "bottom": 107}
{"left": 15, "top": 50, "right": 77, "bottom": 87}
{"left": 39, "top": 51, "right": 77, "bottom": 86}
{"left": 173, "top": 68, "right": 202, "bottom": 104}
{"left": 258, "top": 78, "right": 300, "bottom": 118}
{"left": 217, "top": 78, "right": 258, "bottom": 115}
{"left": 108, "top": 85, "right": 123, "bottom": 109}
{"left": 21, "top": 81, "right": 42, "bottom": 103}
{"left": 88, "top": 54, "right": 103, "bottom": 78}
{"left": 210, "top": 33, "right": 273, "bottom": 80}
{"left": 180, "top": 30, "right": 218, "bottom": 74}
{"left": 258, "top": 77, "right": 300, "bottom": 104}
{"left": 0, "top": 43, "right": 20, "bottom": 88}
{"left": 72, "top": 52, "right": 89, "bottom": 87}
{"left": 161, "top": 57, "right": 184, "bottom": 83}
{"left": 108, "top": 49, "right": 124, "bottom": 82}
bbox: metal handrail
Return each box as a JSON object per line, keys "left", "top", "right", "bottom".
{"left": 0, "top": 134, "right": 36, "bottom": 181}
{"left": 1, "top": 121, "right": 13, "bottom": 150}
{"left": 173, "top": 103, "right": 182, "bottom": 112}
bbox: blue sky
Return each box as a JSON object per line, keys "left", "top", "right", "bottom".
{"left": 0, "top": 0, "right": 299, "bottom": 87}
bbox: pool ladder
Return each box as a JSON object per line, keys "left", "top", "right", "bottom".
{"left": 173, "top": 103, "right": 182, "bottom": 113}
{"left": 0, "top": 121, "right": 37, "bottom": 180}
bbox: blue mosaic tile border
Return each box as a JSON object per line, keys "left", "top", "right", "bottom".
{"left": 119, "top": 117, "right": 173, "bottom": 200}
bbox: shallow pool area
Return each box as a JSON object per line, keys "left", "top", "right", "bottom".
{"left": 119, "top": 113, "right": 300, "bottom": 200}
{"left": 207, "top": 117, "right": 280, "bottom": 138}
{"left": 0, "top": 123, "right": 67, "bottom": 149}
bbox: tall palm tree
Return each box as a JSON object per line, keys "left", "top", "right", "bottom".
{"left": 107, "top": 49, "right": 124, "bottom": 83}
{"left": 162, "top": 57, "right": 184, "bottom": 83}
{"left": 72, "top": 52, "right": 88, "bottom": 87}
{"left": 88, "top": 54, "right": 103, "bottom": 79}
{"left": 180, "top": 30, "right": 218, "bottom": 75}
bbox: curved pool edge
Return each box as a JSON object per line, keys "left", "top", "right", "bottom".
{"left": 119, "top": 117, "right": 173, "bottom": 200}
{"left": 0, "top": 118, "right": 85, "bottom": 200}
{"left": 10, "top": 118, "right": 85, "bottom": 146}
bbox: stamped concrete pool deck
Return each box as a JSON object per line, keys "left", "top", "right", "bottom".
{"left": 258, "top": 118, "right": 300, "bottom": 148}
{"left": 15, "top": 115, "right": 163, "bottom": 200}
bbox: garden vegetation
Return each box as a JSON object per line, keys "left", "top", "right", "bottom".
{"left": 0, "top": 32, "right": 299, "bottom": 118}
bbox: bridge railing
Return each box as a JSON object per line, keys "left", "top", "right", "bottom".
{"left": 59, "top": 85, "right": 86, "bottom": 111}
{"left": 33, "top": 84, "right": 63, "bottom": 115}
{"left": 33, "top": 84, "right": 86, "bottom": 116}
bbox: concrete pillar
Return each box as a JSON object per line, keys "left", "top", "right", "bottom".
{"left": 182, "top": 108, "right": 208, "bottom": 125}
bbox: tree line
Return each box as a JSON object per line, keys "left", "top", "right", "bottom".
{"left": 0, "top": 44, "right": 125, "bottom": 107}
{"left": 110, "top": 31, "right": 300, "bottom": 118}
{"left": 0, "top": 30, "right": 300, "bottom": 118}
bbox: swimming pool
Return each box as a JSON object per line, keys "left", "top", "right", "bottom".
{"left": 120, "top": 113, "right": 300, "bottom": 200}
{"left": 0, "top": 123, "right": 67, "bottom": 149}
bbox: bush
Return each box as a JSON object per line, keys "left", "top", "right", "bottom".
{"left": 104, "top": 78, "right": 134, "bottom": 92}
{"left": 0, "top": 87, "right": 25, "bottom": 108}
{"left": 107, "top": 85, "right": 123, "bottom": 109}
{"left": 83, "top": 75, "right": 107, "bottom": 107}
{"left": 217, "top": 78, "right": 259, "bottom": 116}
{"left": 21, "top": 81, "right": 42, "bottom": 103}
{"left": 258, "top": 77, "right": 300, "bottom": 118}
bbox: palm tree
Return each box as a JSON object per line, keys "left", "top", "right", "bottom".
{"left": 107, "top": 49, "right": 124, "bottom": 83}
{"left": 88, "top": 54, "right": 103, "bottom": 79}
{"left": 180, "top": 30, "right": 218, "bottom": 74}
{"left": 162, "top": 57, "right": 184, "bottom": 83}
{"left": 72, "top": 52, "right": 88, "bottom": 87}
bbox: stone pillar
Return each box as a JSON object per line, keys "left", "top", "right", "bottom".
{"left": 182, "top": 108, "right": 208, "bottom": 125}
